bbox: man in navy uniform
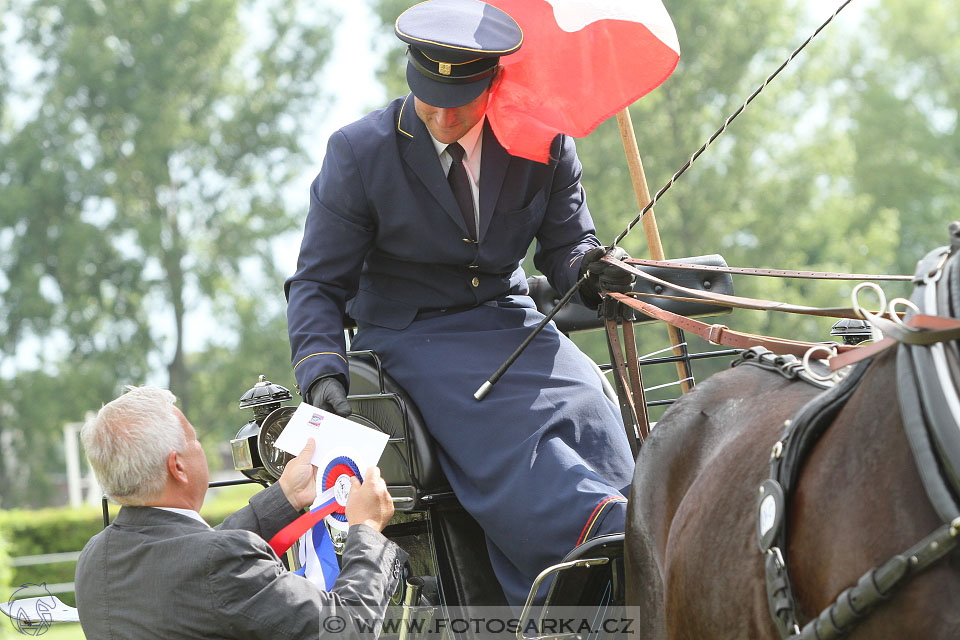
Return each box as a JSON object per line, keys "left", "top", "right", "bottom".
{"left": 286, "top": 0, "right": 635, "bottom": 606}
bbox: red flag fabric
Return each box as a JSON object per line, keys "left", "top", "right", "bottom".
{"left": 485, "top": 0, "right": 680, "bottom": 163}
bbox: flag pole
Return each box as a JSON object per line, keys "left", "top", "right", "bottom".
{"left": 614, "top": 108, "right": 693, "bottom": 393}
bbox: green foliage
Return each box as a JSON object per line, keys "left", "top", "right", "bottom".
{"left": 0, "top": 530, "right": 10, "bottom": 640}
{"left": 371, "top": 0, "right": 413, "bottom": 97}
{"left": 0, "top": 0, "right": 335, "bottom": 507}
{"left": 844, "top": 0, "right": 960, "bottom": 269}
{"left": 187, "top": 302, "right": 297, "bottom": 459}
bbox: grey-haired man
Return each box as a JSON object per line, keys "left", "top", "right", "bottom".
{"left": 75, "top": 386, "right": 405, "bottom": 639}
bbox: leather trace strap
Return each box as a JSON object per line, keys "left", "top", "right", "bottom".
{"left": 607, "top": 293, "right": 858, "bottom": 360}
{"left": 626, "top": 258, "right": 912, "bottom": 281}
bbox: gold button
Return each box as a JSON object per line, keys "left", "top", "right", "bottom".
{"left": 468, "top": 264, "right": 479, "bottom": 269}
{"left": 462, "top": 238, "right": 472, "bottom": 243}
{"left": 471, "top": 276, "right": 480, "bottom": 287}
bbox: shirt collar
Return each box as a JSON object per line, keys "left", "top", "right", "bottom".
{"left": 153, "top": 506, "right": 211, "bottom": 528}
{"left": 428, "top": 115, "right": 486, "bottom": 162}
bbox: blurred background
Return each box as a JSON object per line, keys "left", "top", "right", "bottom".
{"left": 0, "top": 0, "right": 956, "bottom": 633}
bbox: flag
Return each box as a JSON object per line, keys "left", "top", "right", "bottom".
{"left": 485, "top": 0, "right": 680, "bottom": 163}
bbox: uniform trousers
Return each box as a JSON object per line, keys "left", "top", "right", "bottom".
{"left": 352, "top": 295, "right": 635, "bottom": 605}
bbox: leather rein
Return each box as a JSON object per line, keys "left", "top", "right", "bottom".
{"left": 605, "top": 257, "right": 960, "bottom": 369}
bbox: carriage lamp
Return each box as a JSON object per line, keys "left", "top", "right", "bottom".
{"left": 829, "top": 318, "right": 873, "bottom": 345}
{"left": 231, "top": 375, "right": 295, "bottom": 485}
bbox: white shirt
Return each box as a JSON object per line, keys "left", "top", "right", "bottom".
{"left": 428, "top": 116, "right": 485, "bottom": 232}
{"left": 154, "top": 506, "right": 212, "bottom": 528}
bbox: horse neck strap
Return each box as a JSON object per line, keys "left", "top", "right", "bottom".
{"left": 757, "top": 361, "right": 869, "bottom": 639}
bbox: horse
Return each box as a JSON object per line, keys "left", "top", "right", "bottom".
{"left": 624, "top": 232, "right": 960, "bottom": 639}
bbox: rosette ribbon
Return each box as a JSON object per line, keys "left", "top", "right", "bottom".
{"left": 268, "top": 456, "right": 363, "bottom": 557}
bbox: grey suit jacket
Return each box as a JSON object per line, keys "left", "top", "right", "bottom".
{"left": 75, "top": 483, "right": 406, "bottom": 639}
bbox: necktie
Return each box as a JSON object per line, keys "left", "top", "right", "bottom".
{"left": 446, "top": 143, "right": 476, "bottom": 239}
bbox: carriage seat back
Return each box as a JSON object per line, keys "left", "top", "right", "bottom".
{"left": 346, "top": 351, "right": 451, "bottom": 508}
{"left": 346, "top": 351, "right": 510, "bottom": 605}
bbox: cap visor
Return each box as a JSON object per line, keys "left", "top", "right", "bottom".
{"left": 406, "top": 62, "right": 492, "bottom": 109}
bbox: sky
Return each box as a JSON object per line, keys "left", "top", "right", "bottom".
{"left": 275, "top": 2, "right": 388, "bottom": 277}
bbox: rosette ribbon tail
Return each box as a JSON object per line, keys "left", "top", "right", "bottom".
{"left": 269, "top": 488, "right": 339, "bottom": 556}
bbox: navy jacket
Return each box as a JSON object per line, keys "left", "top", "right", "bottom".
{"left": 285, "top": 94, "right": 601, "bottom": 391}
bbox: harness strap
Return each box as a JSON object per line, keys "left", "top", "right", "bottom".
{"left": 864, "top": 313, "right": 960, "bottom": 345}
{"left": 897, "top": 345, "right": 960, "bottom": 523}
{"left": 757, "top": 361, "right": 870, "bottom": 638}
{"left": 796, "top": 518, "right": 960, "bottom": 640}
{"left": 631, "top": 290, "right": 868, "bottom": 320}
{"left": 829, "top": 314, "right": 960, "bottom": 371}
{"left": 733, "top": 346, "right": 833, "bottom": 390}
{"left": 608, "top": 293, "right": 858, "bottom": 360}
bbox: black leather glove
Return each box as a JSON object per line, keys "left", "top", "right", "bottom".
{"left": 579, "top": 246, "right": 635, "bottom": 309}
{"left": 305, "top": 375, "right": 351, "bottom": 417}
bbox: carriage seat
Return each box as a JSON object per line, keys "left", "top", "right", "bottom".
{"left": 346, "top": 350, "right": 451, "bottom": 508}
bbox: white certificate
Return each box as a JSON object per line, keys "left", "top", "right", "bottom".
{"left": 273, "top": 403, "right": 389, "bottom": 472}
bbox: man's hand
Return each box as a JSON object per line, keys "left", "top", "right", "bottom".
{"left": 579, "top": 245, "right": 635, "bottom": 309}
{"left": 278, "top": 438, "right": 317, "bottom": 511}
{"left": 345, "top": 466, "right": 394, "bottom": 531}
{"left": 306, "top": 376, "right": 351, "bottom": 417}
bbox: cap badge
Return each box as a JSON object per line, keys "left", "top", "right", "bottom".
{"left": 438, "top": 62, "right": 452, "bottom": 76}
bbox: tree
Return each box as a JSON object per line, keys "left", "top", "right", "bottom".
{"left": 0, "top": 0, "right": 334, "bottom": 507}
{"left": 3, "top": 0, "right": 331, "bottom": 407}
{"left": 845, "top": 0, "right": 960, "bottom": 269}
{"left": 186, "top": 298, "right": 298, "bottom": 466}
